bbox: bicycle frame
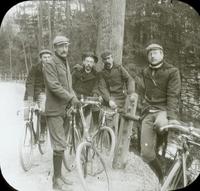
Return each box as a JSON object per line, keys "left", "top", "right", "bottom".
{"left": 29, "top": 105, "right": 41, "bottom": 144}
{"left": 160, "top": 124, "right": 200, "bottom": 191}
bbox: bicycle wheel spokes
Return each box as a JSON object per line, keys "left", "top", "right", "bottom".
{"left": 19, "top": 122, "right": 34, "bottom": 171}
{"left": 94, "top": 126, "right": 115, "bottom": 159}
{"left": 76, "top": 142, "right": 110, "bottom": 191}
{"left": 63, "top": 125, "right": 81, "bottom": 171}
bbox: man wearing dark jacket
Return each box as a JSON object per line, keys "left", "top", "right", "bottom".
{"left": 24, "top": 49, "right": 52, "bottom": 140}
{"left": 72, "top": 51, "right": 99, "bottom": 98}
{"left": 72, "top": 52, "right": 100, "bottom": 131}
{"left": 135, "top": 43, "right": 181, "bottom": 184}
{"left": 43, "top": 36, "right": 79, "bottom": 191}
{"left": 97, "top": 51, "right": 135, "bottom": 109}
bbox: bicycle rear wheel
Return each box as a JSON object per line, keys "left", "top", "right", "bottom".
{"left": 19, "top": 122, "right": 34, "bottom": 171}
{"left": 76, "top": 141, "right": 110, "bottom": 191}
{"left": 63, "top": 125, "right": 81, "bottom": 171}
{"left": 94, "top": 126, "right": 115, "bottom": 159}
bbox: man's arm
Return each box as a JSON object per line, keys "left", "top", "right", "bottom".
{"left": 43, "top": 62, "right": 75, "bottom": 103}
{"left": 121, "top": 66, "right": 135, "bottom": 94}
{"left": 96, "top": 73, "right": 111, "bottom": 102}
{"left": 167, "top": 68, "right": 181, "bottom": 120}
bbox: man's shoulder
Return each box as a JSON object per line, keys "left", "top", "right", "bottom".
{"left": 163, "top": 62, "right": 179, "bottom": 73}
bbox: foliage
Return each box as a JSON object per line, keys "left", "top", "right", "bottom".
{"left": 0, "top": 0, "right": 199, "bottom": 121}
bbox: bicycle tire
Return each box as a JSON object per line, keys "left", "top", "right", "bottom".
{"left": 93, "top": 126, "right": 116, "bottom": 159}
{"left": 19, "top": 122, "right": 34, "bottom": 171}
{"left": 63, "top": 125, "right": 81, "bottom": 171}
{"left": 76, "top": 141, "right": 110, "bottom": 191}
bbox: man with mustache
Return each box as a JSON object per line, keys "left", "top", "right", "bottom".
{"left": 97, "top": 51, "right": 135, "bottom": 110}
{"left": 43, "top": 35, "right": 79, "bottom": 191}
{"left": 72, "top": 51, "right": 99, "bottom": 98}
{"left": 72, "top": 52, "right": 100, "bottom": 131}
{"left": 135, "top": 43, "right": 181, "bottom": 184}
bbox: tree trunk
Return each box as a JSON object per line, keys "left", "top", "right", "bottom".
{"left": 29, "top": 45, "right": 32, "bottom": 67}
{"left": 22, "top": 40, "right": 29, "bottom": 74}
{"left": 96, "top": 0, "right": 126, "bottom": 70}
{"left": 9, "top": 40, "right": 12, "bottom": 80}
{"left": 48, "top": 2, "right": 52, "bottom": 50}
{"left": 38, "top": 1, "right": 43, "bottom": 51}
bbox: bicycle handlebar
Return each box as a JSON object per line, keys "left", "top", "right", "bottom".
{"left": 159, "top": 124, "right": 200, "bottom": 139}
{"left": 80, "top": 96, "right": 102, "bottom": 107}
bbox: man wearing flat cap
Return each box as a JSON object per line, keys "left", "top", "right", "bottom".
{"left": 135, "top": 42, "right": 181, "bottom": 184}
{"left": 43, "top": 35, "right": 79, "bottom": 191}
{"left": 24, "top": 49, "right": 52, "bottom": 141}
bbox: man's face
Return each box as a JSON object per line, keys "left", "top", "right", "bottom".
{"left": 103, "top": 55, "right": 113, "bottom": 69}
{"left": 54, "top": 43, "right": 69, "bottom": 58}
{"left": 147, "top": 49, "right": 164, "bottom": 65}
{"left": 83, "top": 57, "right": 95, "bottom": 73}
{"left": 41, "top": 53, "right": 52, "bottom": 64}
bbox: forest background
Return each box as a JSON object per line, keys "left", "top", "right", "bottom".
{"left": 0, "top": 0, "right": 200, "bottom": 124}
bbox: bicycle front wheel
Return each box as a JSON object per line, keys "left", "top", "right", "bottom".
{"left": 161, "top": 159, "right": 183, "bottom": 191}
{"left": 63, "top": 125, "right": 81, "bottom": 171}
{"left": 76, "top": 141, "right": 110, "bottom": 191}
{"left": 19, "top": 122, "right": 34, "bottom": 171}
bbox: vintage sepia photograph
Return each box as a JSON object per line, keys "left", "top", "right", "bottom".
{"left": 0, "top": 0, "right": 200, "bottom": 191}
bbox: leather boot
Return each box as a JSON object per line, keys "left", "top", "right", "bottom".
{"left": 149, "top": 158, "right": 164, "bottom": 184}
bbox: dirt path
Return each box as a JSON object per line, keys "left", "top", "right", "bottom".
{"left": 0, "top": 82, "right": 159, "bottom": 191}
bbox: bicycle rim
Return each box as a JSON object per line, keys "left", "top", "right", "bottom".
{"left": 63, "top": 126, "right": 81, "bottom": 171}
{"left": 76, "top": 142, "right": 110, "bottom": 191}
{"left": 19, "top": 122, "right": 34, "bottom": 171}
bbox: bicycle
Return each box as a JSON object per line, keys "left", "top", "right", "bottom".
{"left": 18, "top": 103, "right": 48, "bottom": 171}
{"left": 75, "top": 97, "right": 116, "bottom": 191}
{"left": 63, "top": 105, "right": 82, "bottom": 171}
{"left": 159, "top": 123, "right": 200, "bottom": 191}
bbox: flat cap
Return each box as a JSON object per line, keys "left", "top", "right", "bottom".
{"left": 53, "top": 36, "right": 70, "bottom": 46}
{"left": 101, "top": 51, "right": 112, "bottom": 60}
{"left": 82, "top": 51, "right": 98, "bottom": 63}
{"left": 39, "top": 49, "right": 52, "bottom": 57}
{"left": 146, "top": 43, "right": 163, "bottom": 53}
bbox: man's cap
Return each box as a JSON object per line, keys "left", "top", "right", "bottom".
{"left": 146, "top": 43, "right": 163, "bottom": 53}
{"left": 39, "top": 49, "right": 52, "bottom": 57}
{"left": 101, "top": 51, "right": 112, "bottom": 60}
{"left": 82, "top": 51, "right": 98, "bottom": 63}
{"left": 53, "top": 36, "right": 70, "bottom": 46}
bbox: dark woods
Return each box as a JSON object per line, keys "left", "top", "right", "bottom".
{"left": 0, "top": 0, "right": 199, "bottom": 122}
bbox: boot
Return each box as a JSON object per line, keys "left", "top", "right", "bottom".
{"left": 149, "top": 158, "right": 164, "bottom": 184}
{"left": 53, "top": 151, "right": 73, "bottom": 190}
{"left": 53, "top": 176, "right": 72, "bottom": 191}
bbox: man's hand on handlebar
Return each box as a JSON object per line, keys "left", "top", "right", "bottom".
{"left": 109, "top": 99, "right": 117, "bottom": 109}
{"left": 71, "top": 96, "right": 81, "bottom": 108}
